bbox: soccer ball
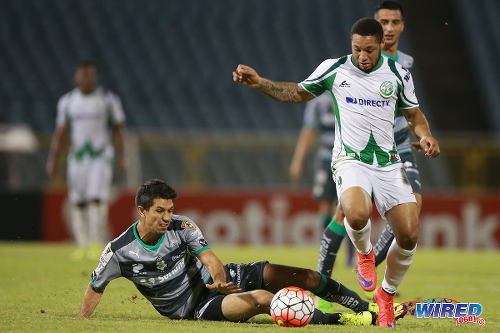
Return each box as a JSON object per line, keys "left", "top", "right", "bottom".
{"left": 270, "top": 286, "right": 315, "bottom": 327}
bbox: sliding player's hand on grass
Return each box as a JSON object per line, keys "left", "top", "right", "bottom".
{"left": 206, "top": 281, "right": 242, "bottom": 294}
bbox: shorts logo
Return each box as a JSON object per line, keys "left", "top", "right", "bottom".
{"left": 338, "top": 176, "right": 342, "bottom": 187}
{"left": 379, "top": 81, "right": 394, "bottom": 98}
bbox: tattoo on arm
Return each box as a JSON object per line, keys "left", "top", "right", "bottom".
{"left": 258, "top": 79, "right": 303, "bottom": 103}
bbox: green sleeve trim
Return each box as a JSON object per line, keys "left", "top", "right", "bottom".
{"left": 328, "top": 219, "right": 347, "bottom": 236}
{"left": 300, "top": 82, "right": 323, "bottom": 97}
{"left": 90, "top": 277, "right": 97, "bottom": 290}
{"left": 193, "top": 245, "right": 210, "bottom": 256}
{"left": 312, "top": 274, "right": 328, "bottom": 294}
{"left": 204, "top": 275, "right": 213, "bottom": 284}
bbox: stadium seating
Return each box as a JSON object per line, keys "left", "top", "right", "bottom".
{"left": 1, "top": 0, "right": 383, "bottom": 132}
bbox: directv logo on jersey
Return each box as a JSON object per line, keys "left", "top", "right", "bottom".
{"left": 346, "top": 97, "right": 390, "bottom": 107}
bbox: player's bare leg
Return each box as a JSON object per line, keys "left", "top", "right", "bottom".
{"left": 374, "top": 193, "right": 421, "bottom": 266}
{"left": 221, "top": 290, "right": 273, "bottom": 321}
{"left": 340, "top": 187, "right": 377, "bottom": 292}
{"left": 375, "top": 202, "right": 418, "bottom": 327}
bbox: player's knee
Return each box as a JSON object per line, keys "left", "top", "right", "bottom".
{"left": 343, "top": 210, "right": 370, "bottom": 230}
{"left": 250, "top": 290, "right": 273, "bottom": 310}
{"left": 397, "top": 229, "right": 418, "bottom": 249}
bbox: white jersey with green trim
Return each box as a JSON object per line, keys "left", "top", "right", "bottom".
{"left": 299, "top": 54, "right": 419, "bottom": 169}
{"left": 56, "top": 87, "right": 125, "bottom": 161}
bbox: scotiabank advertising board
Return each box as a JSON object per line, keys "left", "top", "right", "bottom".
{"left": 43, "top": 190, "right": 500, "bottom": 248}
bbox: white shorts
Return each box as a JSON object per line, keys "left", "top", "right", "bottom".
{"left": 67, "top": 156, "right": 113, "bottom": 203}
{"left": 333, "top": 160, "right": 416, "bottom": 217}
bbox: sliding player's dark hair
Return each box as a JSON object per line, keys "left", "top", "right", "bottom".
{"left": 375, "top": 1, "right": 404, "bottom": 19}
{"left": 351, "top": 18, "right": 384, "bottom": 43}
{"left": 136, "top": 179, "right": 177, "bottom": 210}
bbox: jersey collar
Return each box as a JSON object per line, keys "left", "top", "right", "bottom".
{"left": 133, "top": 221, "right": 166, "bottom": 252}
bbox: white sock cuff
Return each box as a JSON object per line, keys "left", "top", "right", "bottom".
{"left": 394, "top": 242, "right": 417, "bottom": 257}
{"left": 344, "top": 217, "right": 371, "bottom": 233}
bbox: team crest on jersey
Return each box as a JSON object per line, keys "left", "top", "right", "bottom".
{"left": 379, "top": 81, "right": 394, "bottom": 98}
{"left": 181, "top": 220, "right": 196, "bottom": 229}
{"left": 156, "top": 256, "right": 167, "bottom": 271}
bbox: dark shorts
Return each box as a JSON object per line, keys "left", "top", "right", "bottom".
{"left": 193, "top": 261, "right": 268, "bottom": 321}
{"left": 400, "top": 152, "right": 422, "bottom": 194}
{"left": 313, "top": 156, "right": 337, "bottom": 202}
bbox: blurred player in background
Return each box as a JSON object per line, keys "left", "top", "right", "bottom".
{"left": 233, "top": 17, "right": 440, "bottom": 326}
{"left": 316, "top": 0, "right": 424, "bottom": 299}
{"left": 78, "top": 179, "right": 379, "bottom": 326}
{"left": 46, "top": 60, "right": 127, "bottom": 260}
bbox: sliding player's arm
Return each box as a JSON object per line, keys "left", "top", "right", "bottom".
{"left": 77, "top": 283, "right": 104, "bottom": 319}
{"left": 233, "top": 64, "right": 314, "bottom": 104}
{"left": 401, "top": 107, "right": 440, "bottom": 157}
{"left": 197, "top": 249, "right": 242, "bottom": 294}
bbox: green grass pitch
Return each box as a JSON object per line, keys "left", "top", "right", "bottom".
{"left": 0, "top": 242, "right": 498, "bottom": 332}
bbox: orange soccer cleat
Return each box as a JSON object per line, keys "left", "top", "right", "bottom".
{"left": 356, "top": 248, "right": 377, "bottom": 292}
{"left": 374, "top": 286, "right": 396, "bottom": 328}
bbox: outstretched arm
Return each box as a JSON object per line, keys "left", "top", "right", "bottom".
{"left": 77, "top": 283, "right": 103, "bottom": 319}
{"left": 197, "top": 249, "right": 242, "bottom": 294}
{"left": 402, "top": 107, "right": 440, "bottom": 157}
{"left": 233, "top": 64, "right": 315, "bottom": 104}
{"left": 290, "top": 128, "right": 316, "bottom": 181}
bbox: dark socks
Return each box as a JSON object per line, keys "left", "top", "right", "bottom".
{"left": 317, "top": 219, "right": 346, "bottom": 276}
{"left": 313, "top": 274, "right": 369, "bottom": 313}
{"left": 309, "top": 309, "right": 341, "bottom": 324}
{"left": 374, "top": 223, "right": 395, "bottom": 266}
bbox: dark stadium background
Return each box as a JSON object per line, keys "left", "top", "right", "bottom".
{"left": 0, "top": 0, "right": 499, "bottom": 248}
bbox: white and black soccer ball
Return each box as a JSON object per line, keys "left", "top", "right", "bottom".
{"left": 270, "top": 286, "right": 315, "bottom": 327}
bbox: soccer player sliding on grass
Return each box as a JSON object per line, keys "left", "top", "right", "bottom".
{"left": 77, "top": 179, "right": 378, "bottom": 326}
{"left": 233, "top": 17, "right": 440, "bottom": 327}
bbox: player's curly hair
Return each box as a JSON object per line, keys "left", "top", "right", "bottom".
{"left": 135, "top": 179, "right": 177, "bottom": 210}
{"left": 351, "top": 18, "right": 384, "bottom": 44}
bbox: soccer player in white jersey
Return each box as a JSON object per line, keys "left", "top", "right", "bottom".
{"left": 233, "top": 18, "right": 440, "bottom": 327}
{"left": 46, "top": 60, "right": 127, "bottom": 259}
{"left": 316, "top": 1, "right": 424, "bottom": 301}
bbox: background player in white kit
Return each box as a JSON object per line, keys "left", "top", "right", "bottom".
{"left": 46, "top": 60, "right": 127, "bottom": 259}
{"left": 233, "top": 18, "right": 440, "bottom": 327}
